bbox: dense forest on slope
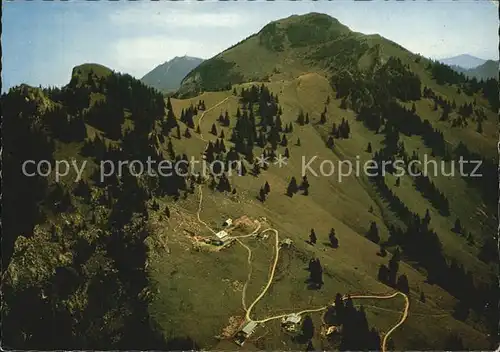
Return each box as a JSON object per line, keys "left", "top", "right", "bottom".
{"left": 1, "top": 64, "right": 188, "bottom": 349}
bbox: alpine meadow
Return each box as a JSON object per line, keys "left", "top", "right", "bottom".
{"left": 2, "top": 2, "right": 499, "bottom": 351}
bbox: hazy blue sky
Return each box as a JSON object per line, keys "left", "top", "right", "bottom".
{"left": 3, "top": 0, "right": 498, "bottom": 91}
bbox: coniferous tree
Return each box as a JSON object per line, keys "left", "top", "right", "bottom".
{"left": 320, "top": 110, "right": 327, "bottom": 124}
{"left": 329, "top": 228, "right": 339, "bottom": 248}
{"left": 366, "top": 142, "right": 372, "bottom": 153}
{"left": 281, "top": 134, "right": 288, "bottom": 147}
{"left": 286, "top": 176, "right": 299, "bottom": 197}
{"left": 305, "top": 113, "right": 310, "bottom": 124}
{"left": 367, "top": 221, "right": 380, "bottom": 243}
{"left": 284, "top": 147, "right": 290, "bottom": 158}
{"left": 466, "top": 232, "right": 474, "bottom": 245}
{"left": 251, "top": 162, "right": 261, "bottom": 176}
{"left": 300, "top": 176, "right": 310, "bottom": 196}
{"left": 297, "top": 110, "right": 305, "bottom": 126}
{"left": 210, "top": 123, "right": 217, "bottom": 136}
{"left": 326, "top": 136, "right": 335, "bottom": 149}
{"left": 301, "top": 315, "right": 315, "bottom": 341}
{"left": 167, "top": 139, "right": 175, "bottom": 159}
{"left": 309, "top": 229, "right": 317, "bottom": 245}
{"left": 258, "top": 187, "right": 266, "bottom": 203}
{"left": 396, "top": 274, "right": 410, "bottom": 293}
{"left": 308, "top": 259, "right": 323, "bottom": 289}
{"left": 424, "top": 209, "right": 431, "bottom": 225}
{"left": 378, "top": 264, "right": 390, "bottom": 283}
{"left": 184, "top": 128, "right": 191, "bottom": 138}
{"left": 296, "top": 137, "right": 301, "bottom": 146}
{"left": 388, "top": 248, "right": 400, "bottom": 286}
{"left": 453, "top": 218, "right": 462, "bottom": 234}
{"left": 264, "top": 181, "right": 271, "bottom": 194}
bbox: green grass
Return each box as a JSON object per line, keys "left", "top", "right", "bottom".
{"left": 147, "top": 71, "right": 495, "bottom": 349}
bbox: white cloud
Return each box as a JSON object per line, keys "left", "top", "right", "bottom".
{"left": 109, "top": 6, "right": 247, "bottom": 29}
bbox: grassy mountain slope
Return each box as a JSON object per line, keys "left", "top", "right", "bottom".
{"left": 168, "top": 12, "right": 498, "bottom": 349}
{"left": 3, "top": 12, "right": 498, "bottom": 352}
{"left": 150, "top": 72, "right": 496, "bottom": 349}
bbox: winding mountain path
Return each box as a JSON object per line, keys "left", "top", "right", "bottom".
{"left": 197, "top": 96, "right": 230, "bottom": 142}
{"left": 192, "top": 97, "right": 410, "bottom": 351}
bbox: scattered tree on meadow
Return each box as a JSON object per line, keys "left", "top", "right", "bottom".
{"left": 281, "top": 134, "right": 288, "bottom": 147}
{"left": 329, "top": 228, "right": 339, "bottom": 248}
{"left": 453, "top": 218, "right": 462, "bottom": 234}
{"left": 210, "top": 123, "right": 218, "bottom": 136}
{"left": 320, "top": 109, "right": 327, "bottom": 124}
{"left": 252, "top": 163, "right": 261, "bottom": 176}
{"left": 309, "top": 229, "right": 317, "bottom": 245}
{"left": 477, "top": 120, "right": 483, "bottom": 134}
{"left": 307, "top": 258, "right": 323, "bottom": 289}
{"left": 326, "top": 136, "right": 335, "bottom": 149}
{"left": 378, "top": 264, "right": 390, "bottom": 283}
{"left": 297, "top": 110, "right": 305, "bottom": 126}
{"left": 284, "top": 147, "right": 290, "bottom": 158}
{"left": 258, "top": 187, "right": 266, "bottom": 203}
{"left": 388, "top": 248, "right": 401, "bottom": 286}
{"left": 300, "top": 176, "right": 310, "bottom": 195}
{"left": 396, "top": 274, "right": 410, "bottom": 293}
{"left": 264, "top": 181, "right": 271, "bottom": 194}
{"left": 286, "top": 177, "right": 299, "bottom": 197}
{"left": 301, "top": 315, "right": 315, "bottom": 341}
{"left": 367, "top": 221, "right": 380, "bottom": 243}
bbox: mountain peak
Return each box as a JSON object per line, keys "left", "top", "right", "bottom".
{"left": 438, "top": 54, "right": 487, "bottom": 69}
{"left": 141, "top": 56, "right": 204, "bottom": 92}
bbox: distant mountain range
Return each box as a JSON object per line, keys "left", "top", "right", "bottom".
{"left": 438, "top": 55, "right": 498, "bottom": 80}
{"left": 141, "top": 56, "right": 204, "bottom": 92}
{"left": 438, "top": 54, "right": 487, "bottom": 69}
{"left": 454, "top": 60, "right": 499, "bottom": 81}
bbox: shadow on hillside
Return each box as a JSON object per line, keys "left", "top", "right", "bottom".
{"left": 166, "top": 336, "right": 200, "bottom": 351}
